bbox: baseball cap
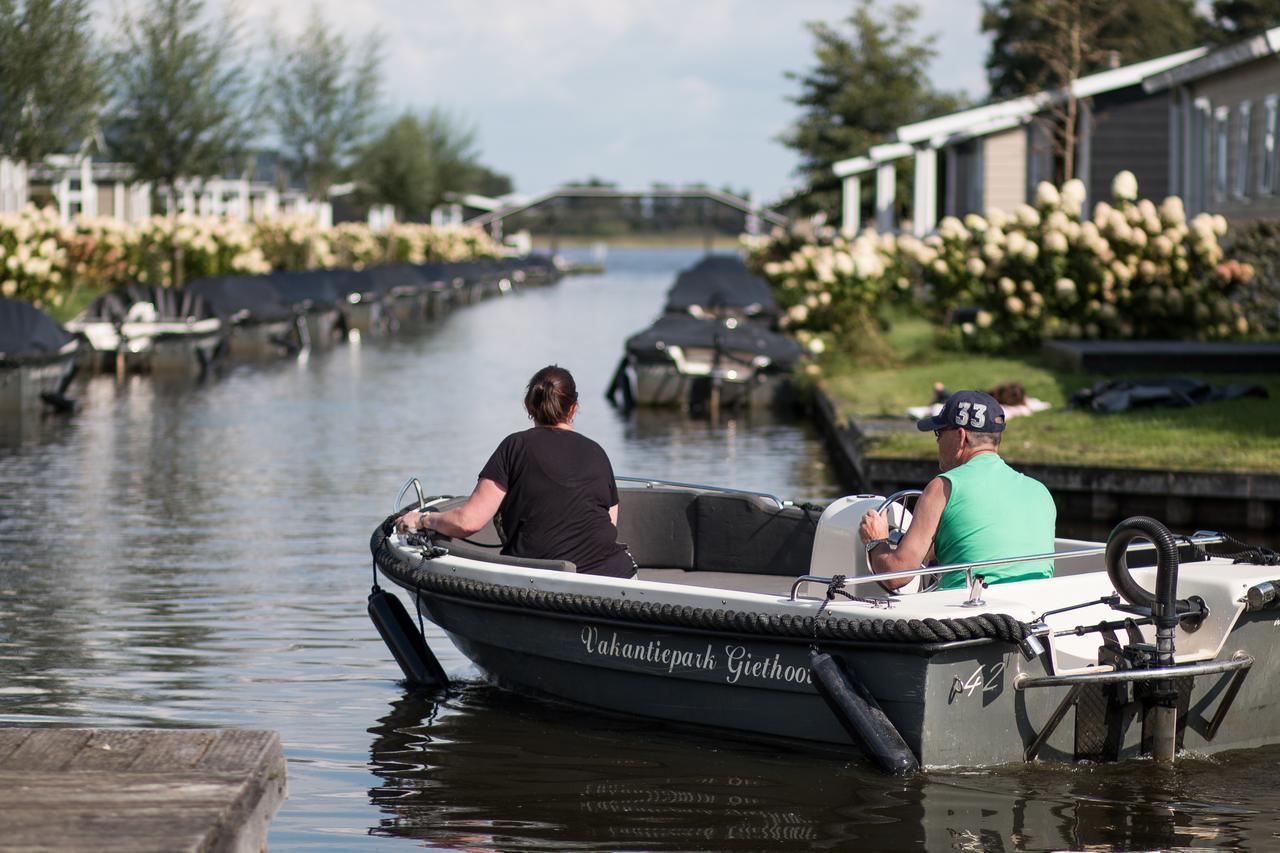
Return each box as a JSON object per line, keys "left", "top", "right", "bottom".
{"left": 916, "top": 389, "right": 1006, "bottom": 433}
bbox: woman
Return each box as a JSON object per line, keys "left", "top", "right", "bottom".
{"left": 397, "top": 365, "right": 634, "bottom": 578}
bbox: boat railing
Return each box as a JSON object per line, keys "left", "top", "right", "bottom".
{"left": 394, "top": 477, "right": 425, "bottom": 514}
{"left": 789, "top": 531, "right": 1227, "bottom": 604}
{"left": 616, "top": 475, "right": 790, "bottom": 509}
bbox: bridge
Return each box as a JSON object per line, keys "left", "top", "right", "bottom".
{"left": 463, "top": 185, "right": 790, "bottom": 251}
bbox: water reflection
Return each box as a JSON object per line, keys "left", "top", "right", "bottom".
{"left": 366, "top": 686, "right": 1280, "bottom": 851}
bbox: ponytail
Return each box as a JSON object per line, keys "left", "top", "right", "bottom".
{"left": 524, "top": 365, "right": 578, "bottom": 426}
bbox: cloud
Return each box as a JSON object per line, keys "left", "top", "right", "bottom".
{"left": 100, "top": 0, "right": 990, "bottom": 201}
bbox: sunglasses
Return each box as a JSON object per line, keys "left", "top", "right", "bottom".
{"left": 933, "top": 427, "right": 958, "bottom": 438}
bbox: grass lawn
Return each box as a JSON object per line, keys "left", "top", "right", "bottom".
{"left": 819, "top": 314, "right": 1280, "bottom": 474}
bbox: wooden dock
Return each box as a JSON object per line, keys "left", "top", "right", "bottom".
{"left": 0, "top": 728, "right": 286, "bottom": 852}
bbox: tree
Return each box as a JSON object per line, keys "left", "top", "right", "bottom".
{"left": 780, "top": 0, "right": 965, "bottom": 215}
{"left": 982, "top": 0, "right": 1206, "bottom": 100}
{"left": 267, "top": 4, "right": 382, "bottom": 199}
{"left": 108, "top": 0, "right": 258, "bottom": 207}
{"left": 0, "top": 0, "right": 104, "bottom": 162}
{"left": 353, "top": 109, "right": 508, "bottom": 221}
{"left": 1207, "top": 0, "right": 1280, "bottom": 41}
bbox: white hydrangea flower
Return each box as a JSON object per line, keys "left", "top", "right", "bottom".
{"left": 1061, "top": 179, "right": 1087, "bottom": 216}
{"left": 1044, "top": 231, "right": 1069, "bottom": 254}
{"left": 1112, "top": 170, "right": 1139, "bottom": 201}
{"left": 976, "top": 310, "right": 994, "bottom": 327}
{"left": 1034, "top": 182, "right": 1060, "bottom": 208}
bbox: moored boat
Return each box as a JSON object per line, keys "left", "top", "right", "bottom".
{"left": 0, "top": 297, "right": 80, "bottom": 412}
{"left": 65, "top": 285, "right": 224, "bottom": 374}
{"left": 260, "top": 270, "right": 348, "bottom": 346}
{"left": 187, "top": 275, "right": 306, "bottom": 359}
{"left": 613, "top": 313, "right": 802, "bottom": 410}
{"left": 664, "top": 255, "right": 779, "bottom": 324}
{"left": 370, "top": 479, "right": 1280, "bottom": 771}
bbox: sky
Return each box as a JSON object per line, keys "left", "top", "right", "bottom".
{"left": 117, "top": 0, "right": 992, "bottom": 203}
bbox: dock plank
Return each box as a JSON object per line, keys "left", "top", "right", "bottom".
{"left": 0, "top": 729, "right": 31, "bottom": 764}
{"left": 6, "top": 728, "right": 94, "bottom": 771}
{"left": 0, "top": 729, "right": 285, "bottom": 852}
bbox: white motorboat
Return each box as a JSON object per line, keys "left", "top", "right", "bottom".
{"left": 368, "top": 478, "right": 1280, "bottom": 771}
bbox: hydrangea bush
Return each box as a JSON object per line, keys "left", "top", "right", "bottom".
{"left": 0, "top": 206, "right": 502, "bottom": 313}
{"left": 752, "top": 172, "right": 1257, "bottom": 354}
{"left": 745, "top": 225, "right": 909, "bottom": 358}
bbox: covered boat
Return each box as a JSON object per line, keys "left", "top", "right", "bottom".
{"left": 370, "top": 479, "right": 1280, "bottom": 771}
{"left": 65, "top": 285, "right": 224, "bottom": 374}
{"left": 0, "top": 298, "right": 79, "bottom": 412}
{"left": 260, "top": 270, "right": 348, "bottom": 346}
{"left": 611, "top": 313, "right": 803, "bottom": 410}
{"left": 663, "top": 255, "right": 778, "bottom": 324}
{"left": 359, "top": 265, "right": 436, "bottom": 328}
{"left": 186, "top": 275, "right": 305, "bottom": 358}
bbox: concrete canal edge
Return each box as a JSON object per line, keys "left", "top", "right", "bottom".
{"left": 808, "top": 387, "right": 1278, "bottom": 532}
{"left": 0, "top": 728, "right": 286, "bottom": 851}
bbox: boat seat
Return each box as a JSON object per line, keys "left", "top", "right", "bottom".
{"left": 442, "top": 538, "right": 576, "bottom": 573}
{"left": 617, "top": 488, "right": 818, "bottom": 576}
{"left": 616, "top": 489, "right": 699, "bottom": 570}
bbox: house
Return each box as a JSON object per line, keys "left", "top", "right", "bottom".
{"left": 1145, "top": 26, "right": 1280, "bottom": 221}
{"left": 834, "top": 48, "right": 1207, "bottom": 235}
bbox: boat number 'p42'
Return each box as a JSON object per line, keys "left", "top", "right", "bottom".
{"left": 949, "top": 661, "right": 1006, "bottom": 702}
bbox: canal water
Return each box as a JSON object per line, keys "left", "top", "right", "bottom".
{"left": 2, "top": 247, "right": 1278, "bottom": 850}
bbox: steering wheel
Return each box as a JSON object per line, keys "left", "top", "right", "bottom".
{"left": 870, "top": 489, "right": 938, "bottom": 594}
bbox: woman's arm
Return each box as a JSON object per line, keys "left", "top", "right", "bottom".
{"left": 397, "top": 478, "right": 506, "bottom": 538}
{"left": 609, "top": 504, "right": 618, "bottom": 527}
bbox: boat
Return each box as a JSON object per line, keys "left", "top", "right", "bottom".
{"left": 663, "top": 255, "right": 779, "bottom": 324}
{"left": 65, "top": 285, "right": 224, "bottom": 374}
{"left": 186, "top": 275, "right": 306, "bottom": 359}
{"left": 610, "top": 313, "right": 803, "bottom": 410}
{"left": 260, "top": 270, "right": 348, "bottom": 347}
{"left": 369, "top": 478, "right": 1280, "bottom": 771}
{"left": 0, "top": 297, "right": 80, "bottom": 412}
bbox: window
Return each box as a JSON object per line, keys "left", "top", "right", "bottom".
{"left": 1236, "top": 101, "right": 1253, "bottom": 199}
{"left": 1263, "top": 97, "right": 1278, "bottom": 195}
{"left": 1215, "top": 106, "right": 1230, "bottom": 201}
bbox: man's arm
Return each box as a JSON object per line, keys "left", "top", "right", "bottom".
{"left": 858, "top": 477, "right": 951, "bottom": 590}
{"left": 396, "top": 478, "right": 507, "bottom": 538}
{"left": 609, "top": 504, "right": 618, "bottom": 527}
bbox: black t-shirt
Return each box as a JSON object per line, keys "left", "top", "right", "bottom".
{"left": 478, "top": 427, "right": 632, "bottom": 577}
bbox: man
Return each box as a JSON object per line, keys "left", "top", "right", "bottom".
{"left": 858, "top": 389, "right": 1056, "bottom": 591}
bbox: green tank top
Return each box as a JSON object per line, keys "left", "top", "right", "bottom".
{"left": 933, "top": 454, "right": 1056, "bottom": 591}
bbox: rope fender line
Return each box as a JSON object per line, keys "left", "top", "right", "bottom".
{"left": 371, "top": 516, "right": 1032, "bottom": 647}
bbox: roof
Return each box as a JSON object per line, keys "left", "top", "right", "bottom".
{"left": 832, "top": 46, "right": 1207, "bottom": 176}
{"left": 1144, "top": 27, "right": 1280, "bottom": 92}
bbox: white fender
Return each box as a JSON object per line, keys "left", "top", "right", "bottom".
{"left": 809, "top": 495, "right": 921, "bottom": 594}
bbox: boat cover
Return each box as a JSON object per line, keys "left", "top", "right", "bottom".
{"left": 625, "top": 314, "right": 803, "bottom": 369}
{"left": 1069, "top": 377, "right": 1270, "bottom": 413}
{"left": 77, "top": 285, "right": 218, "bottom": 323}
{"left": 260, "top": 270, "right": 346, "bottom": 310}
{"left": 0, "top": 297, "right": 75, "bottom": 364}
{"left": 187, "top": 276, "right": 297, "bottom": 323}
{"left": 664, "top": 255, "right": 777, "bottom": 319}
{"left": 357, "top": 264, "right": 433, "bottom": 297}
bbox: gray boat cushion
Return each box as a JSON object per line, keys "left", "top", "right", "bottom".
{"left": 442, "top": 538, "right": 576, "bottom": 573}
{"left": 616, "top": 489, "right": 699, "bottom": 570}
{"left": 693, "top": 494, "right": 817, "bottom": 576}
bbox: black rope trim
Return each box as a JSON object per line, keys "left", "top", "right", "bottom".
{"left": 370, "top": 513, "right": 1032, "bottom": 646}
